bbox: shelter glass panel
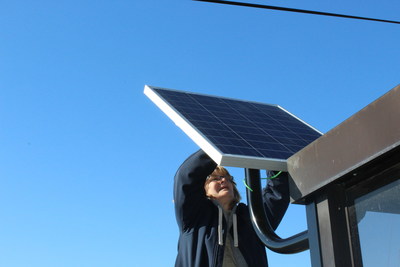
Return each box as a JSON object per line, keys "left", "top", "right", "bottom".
{"left": 352, "top": 179, "right": 400, "bottom": 267}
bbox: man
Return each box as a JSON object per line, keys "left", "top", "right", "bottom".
{"left": 174, "top": 150, "right": 289, "bottom": 267}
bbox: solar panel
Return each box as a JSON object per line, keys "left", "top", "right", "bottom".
{"left": 144, "top": 85, "right": 322, "bottom": 171}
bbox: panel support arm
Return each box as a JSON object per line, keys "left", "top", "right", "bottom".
{"left": 245, "top": 168, "right": 309, "bottom": 254}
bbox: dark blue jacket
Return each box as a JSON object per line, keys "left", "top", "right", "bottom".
{"left": 174, "top": 150, "right": 289, "bottom": 267}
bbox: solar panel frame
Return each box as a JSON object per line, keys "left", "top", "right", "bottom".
{"left": 144, "top": 85, "right": 322, "bottom": 171}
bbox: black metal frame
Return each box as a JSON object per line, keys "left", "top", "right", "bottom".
{"left": 310, "top": 185, "right": 355, "bottom": 266}
{"left": 305, "top": 202, "right": 322, "bottom": 267}
{"left": 308, "top": 146, "right": 400, "bottom": 267}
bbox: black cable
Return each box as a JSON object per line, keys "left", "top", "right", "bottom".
{"left": 194, "top": 0, "right": 400, "bottom": 25}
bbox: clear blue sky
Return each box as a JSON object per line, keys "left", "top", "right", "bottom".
{"left": 1, "top": 0, "right": 399, "bottom": 266}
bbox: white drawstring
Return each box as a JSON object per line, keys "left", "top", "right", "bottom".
{"left": 217, "top": 204, "right": 239, "bottom": 247}
{"left": 233, "top": 213, "right": 238, "bottom": 247}
{"left": 218, "top": 206, "right": 224, "bottom": 246}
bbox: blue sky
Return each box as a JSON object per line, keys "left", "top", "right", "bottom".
{"left": 1, "top": 0, "right": 399, "bottom": 266}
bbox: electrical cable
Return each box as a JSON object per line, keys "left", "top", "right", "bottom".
{"left": 243, "top": 171, "right": 282, "bottom": 192}
{"left": 194, "top": 0, "right": 400, "bottom": 25}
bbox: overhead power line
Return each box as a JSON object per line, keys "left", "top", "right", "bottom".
{"left": 193, "top": 0, "right": 400, "bottom": 25}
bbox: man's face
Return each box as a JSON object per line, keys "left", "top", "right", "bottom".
{"left": 205, "top": 170, "right": 234, "bottom": 204}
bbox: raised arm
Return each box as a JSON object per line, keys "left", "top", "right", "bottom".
{"left": 174, "top": 150, "right": 217, "bottom": 230}
{"left": 262, "top": 171, "right": 290, "bottom": 230}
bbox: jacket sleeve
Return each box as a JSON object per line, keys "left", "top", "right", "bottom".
{"left": 262, "top": 171, "right": 290, "bottom": 230}
{"left": 174, "top": 149, "right": 217, "bottom": 231}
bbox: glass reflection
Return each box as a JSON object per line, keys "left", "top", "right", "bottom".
{"left": 354, "top": 179, "right": 400, "bottom": 267}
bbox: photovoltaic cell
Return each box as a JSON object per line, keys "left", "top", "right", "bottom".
{"left": 144, "top": 85, "right": 322, "bottom": 170}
